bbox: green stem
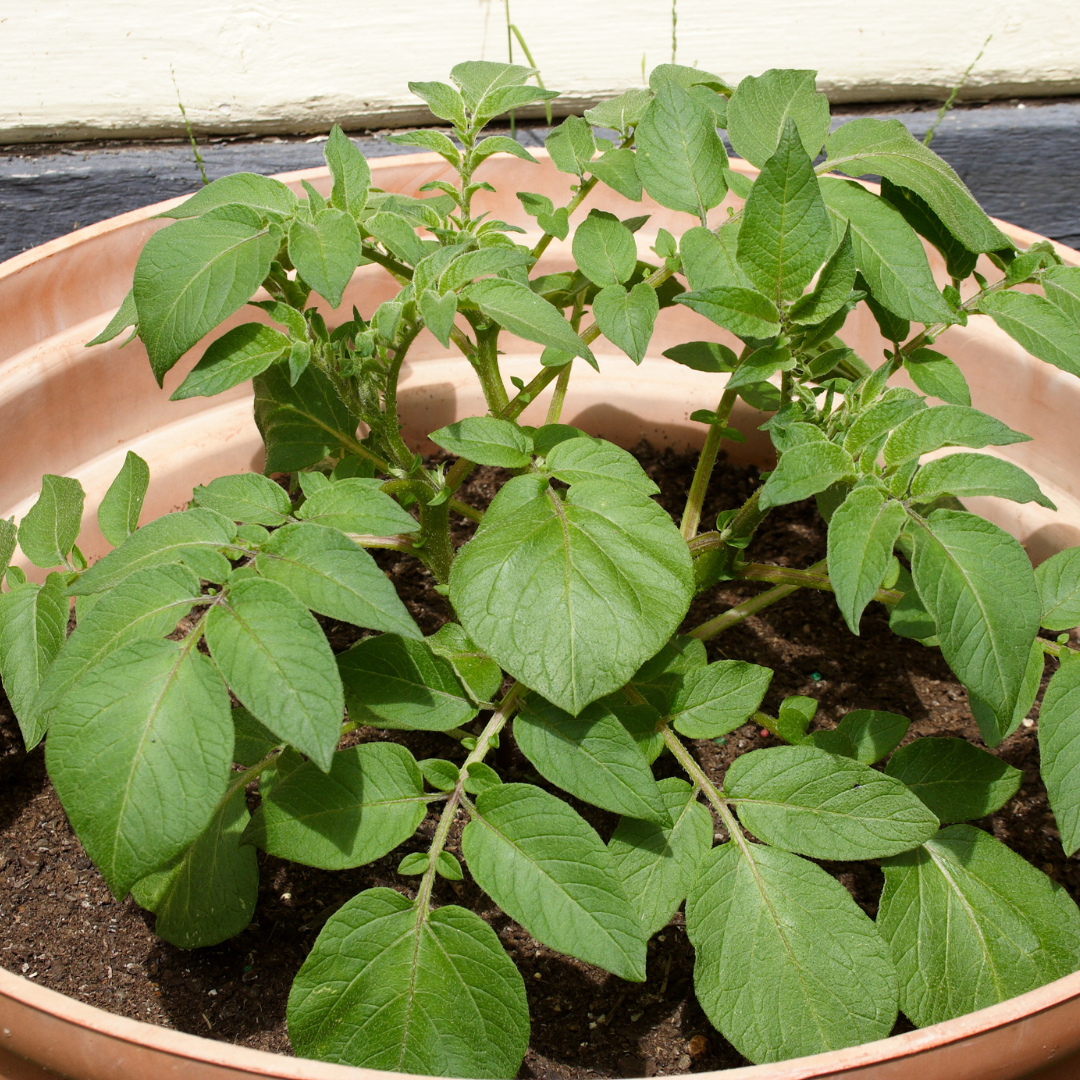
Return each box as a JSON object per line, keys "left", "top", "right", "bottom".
{"left": 382, "top": 324, "right": 431, "bottom": 478}
{"left": 545, "top": 361, "right": 574, "bottom": 426}
{"left": 688, "top": 558, "right": 828, "bottom": 640}
{"left": 419, "top": 499, "right": 455, "bottom": 584}
{"left": 659, "top": 726, "right": 745, "bottom": 845}
{"left": 415, "top": 684, "right": 524, "bottom": 917}
{"left": 472, "top": 324, "right": 510, "bottom": 414}
{"left": 680, "top": 387, "right": 738, "bottom": 540}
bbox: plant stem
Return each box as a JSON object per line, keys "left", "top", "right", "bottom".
{"left": 680, "top": 388, "right": 738, "bottom": 540}
{"left": 688, "top": 558, "right": 828, "bottom": 640}
{"left": 471, "top": 325, "right": 510, "bottom": 414}
{"left": 381, "top": 324, "right": 433, "bottom": 478}
{"left": 545, "top": 360, "right": 574, "bottom": 425}
{"left": 415, "top": 683, "right": 524, "bottom": 917}
{"left": 660, "top": 725, "right": 745, "bottom": 846}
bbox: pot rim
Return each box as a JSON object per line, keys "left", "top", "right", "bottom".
{"left": 3, "top": 149, "right": 1080, "bottom": 1080}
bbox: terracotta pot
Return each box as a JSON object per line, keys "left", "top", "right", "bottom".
{"left": 2, "top": 152, "right": 1080, "bottom": 1080}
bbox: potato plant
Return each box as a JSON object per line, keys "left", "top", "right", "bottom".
{"left": 4, "top": 60, "right": 1080, "bottom": 1075}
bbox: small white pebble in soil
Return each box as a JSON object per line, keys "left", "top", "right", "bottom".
{"left": 1023, "top": 718, "right": 1035, "bottom": 727}
{"left": 280, "top": 892, "right": 292, "bottom": 900}
{"left": 589, "top": 1022, "right": 597, "bottom": 1030}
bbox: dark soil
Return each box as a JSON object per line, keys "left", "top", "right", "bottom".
{"left": 2, "top": 444, "right": 1078, "bottom": 1079}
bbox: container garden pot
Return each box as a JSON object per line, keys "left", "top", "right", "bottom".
{"left": 2, "top": 151, "right": 1080, "bottom": 1080}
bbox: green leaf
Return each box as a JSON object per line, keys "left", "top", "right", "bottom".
{"left": 544, "top": 115, "right": 596, "bottom": 177}
{"left": 1043, "top": 265, "right": 1080, "bottom": 327}
{"left": 679, "top": 223, "right": 748, "bottom": 292}
{"left": 205, "top": 578, "right": 343, "bottom": 771}
{"left": 170, "top": 322, "right": 290, "bottom": 400}
{"left": 773, "top": 695, "right": 817, "bottom": 744}
{"left": 31, "top": 564, "right": 200, "bottom": 728}
{"left": 288, "top": 209, "right": 361, "bottom": 308}
{"left": 462, "top": 783, "right": 647, "bottom": 980}
{"left": 883, "top": 405, "right": 1030, "bottom": 468}
{"left": 584, "top": 88, "right": 654, "bottom": 133}
{"left": 231, "top": 705, "right": 280, "bottom": 766}
{"left": 409, "top": 80, "right": 467, "bottom": 128}
{"left": 245, "top": 742, "right": 425, "bottom": 869}
{"left": 461, "top": 278, "right": 594, "bottom": 365}
{"left": 827, "top": 486, "right": 907, "bottom": 633}
{"left": 737, "top": 117, "right": 829, "bottom": 304}
{"left": 388, "top": 129, "right": 461, "bottom": 166}
{"left": 903, "top": 347, "right": 971, "bottom": 406}
{"left": 364, "top": 211, "right": 427, "bottom": 267}
{"left": 70, "top": 508, "right": 236, "bottom": 595}
{"left": 879, "top": 177, "right": 979, "bottom": 282}
{"left": 885, "top": 737, "right": 1021, "bottom": 823}
{"left": 843, "top": 387, "right": 926, "bottom": 457}
{"left": 450, "top": 475, "right": 693, "bottom": 715}
{"left": 911, "top": 452, "right": 1053, "bottom": 508}
{"left": 824, "top": 118, "right": 1012, "bottom": 254}
{"left": 978, "top": 291, "right": 1080, "bottom": 379}
{"left": 726, "top": 745, "right": 938, "bottom": 859}
{"left": 156, "top": 172, "right": 298, "bottom": 222}
{"left": 0, "top": 519, "right": 16, "bottom": 581}
{"left": 131, "top": 784, "right": 258, "bottom": 949}
{"left": 1037, "top": 655, "right": 1080, "bottom": 855}
{"left": 625, "top": 635, "right": 707, "bottom": 713}
{"left": 256, "top": 523, "right": 418, "bottom": 637}
{"left": 879, "top": 824, "right": 1080, "bottom": 1028}
{"left": 192, "top": 472, "right": 292, "bottom": 526}
{"left": 324, "top": 125, "right": 371, "bottom": 218}
{"left": 254, "top": 363, "right": 361, "bottom": 474}
{"left": 46, "top": 638, "right": 232, "bottom": 898}
{"left": 134, "top": 208, "right": 280, "bottom": 383}
{"left": 429, "top": 416, "right": 533, "bottom": 468}
{"left": 807, "top": 709, "right": 909, "bottom": 764}
{"left": 592, "top": 282, "right": 659, "bottom": 365}
{"left": 544, "top": 436, "right": 658, "bottom": 495}
{"left": 514, "top": 698, "right": 671, "bottom": 824}
{"left": 675, "top": 285, "right": 780, "bottom": 340}
{"left": 471, "top": 135, "right": 538, "bottom": 164}
{"left": 970, "top": 637, "right": 1045, "bottom": 744}
{"left": 724, "top": 344, "right": 795, "bottom": 392}
{"left": 1036, "top": 548, "right": 1080, "bottom": 631}
{"left": 296, "top": 478, "right": 418, "bottom": 535}
{"left": 418, "top": 289, "right": 457, "bottom": 348}
{"left": 788, "top": 226, "right": 857, "bottom": 325}
{"left": 418, "top": 758, "right": 459, "bottom": 792}
{"left": 820, "top": 178, "right": 956, "bottom": 324}
{"left": 19, "top": 475, "right": 85, "bottom": 569}
{"left": 662, "top": 340, "right": 738, "bottom": 373}
{"left": 687, "top": 841, "right": 898, "bottom": 1064}
{"left": 608, "top": 778, "right": 713, "bottom": 937}
{"left": 649, "top": 63, "right": 731, "bottom": 95}
{"left": 426, "top": 623, "right": 502, "bottom": 704}
{"left": 287, "top": 888, "right": 529, "bottom": 1078}
{"left": 666, "top": 660, "right": 773, "bottom": 739}
{"left": 572, "top": 210, "right": 637, "bottom": 287}
{"left": 0, "top": 578, "right": 68, "bottom": 749}
{"left": 909, "top": 509, "right": 1040, "bottom": 735}
{"left": 337, "top": 633, "right": 476, "bottom": 731}
{"left": 759, "top": 442, "right": 856, "bottom": 510}
{"left": 726, "top": 69, "right": 830, "bottom": 170}
{"left": 86, "top": 289, "right": 138, "bottom": 346}
{"left": 634, "top": 81, "right": 727, "bottom": 221}
{"left": 97, "top": 452, "right": 150, "bottom": 547}
{"left": 439, "top": 247, "right": 535, "bottom": 293}
{"left": 587, "top": 148, "right": 643, "bottom": 201}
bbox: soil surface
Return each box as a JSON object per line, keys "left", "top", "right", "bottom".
{"left": 2, "top": 445, "right": 1078, "bottom": 1079}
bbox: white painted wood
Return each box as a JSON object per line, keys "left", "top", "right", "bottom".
{"left": 3, "top": 0, "right": 1078, "bottom": 143}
